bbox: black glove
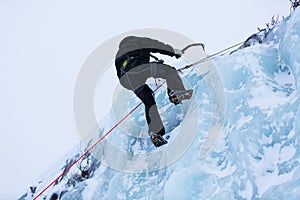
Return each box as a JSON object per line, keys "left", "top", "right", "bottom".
{"left": 199, "top": 43, "right": 205, "bottom": 51}
{"left": 174, "top": 49, "right": 183, "bottom": 59}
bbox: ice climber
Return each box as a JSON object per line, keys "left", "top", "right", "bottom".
{"left": 115, "top": 36, "right": 193, "bottom": 147}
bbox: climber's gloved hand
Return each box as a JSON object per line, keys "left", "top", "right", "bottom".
{"left": 174, "top": 49, "right": 183, "bottom": 59}
{"left": 199, "top": 43, "right": 205, "bottom": 51}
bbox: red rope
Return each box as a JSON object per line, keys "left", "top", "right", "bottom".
{"left": 33, "top": 81, "right": 166, "bottom": 199}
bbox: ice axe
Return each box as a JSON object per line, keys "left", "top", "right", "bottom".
{"left": 181, "top": 43, "right": 205, "bottom": 54}
{"left": 178, "top": 41, "right": 244, "bottom": 72}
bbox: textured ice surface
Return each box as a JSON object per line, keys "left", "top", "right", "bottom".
{"left": 22, "top": 8, "right": 300, "bottom": 200}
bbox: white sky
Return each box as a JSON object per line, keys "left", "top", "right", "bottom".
{"left": 0, "top": 0, "right": 290, "bottom": 199}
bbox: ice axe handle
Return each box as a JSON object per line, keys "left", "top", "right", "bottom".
{"left": 181, "top": 43, "right": 205, "bottom": 53}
